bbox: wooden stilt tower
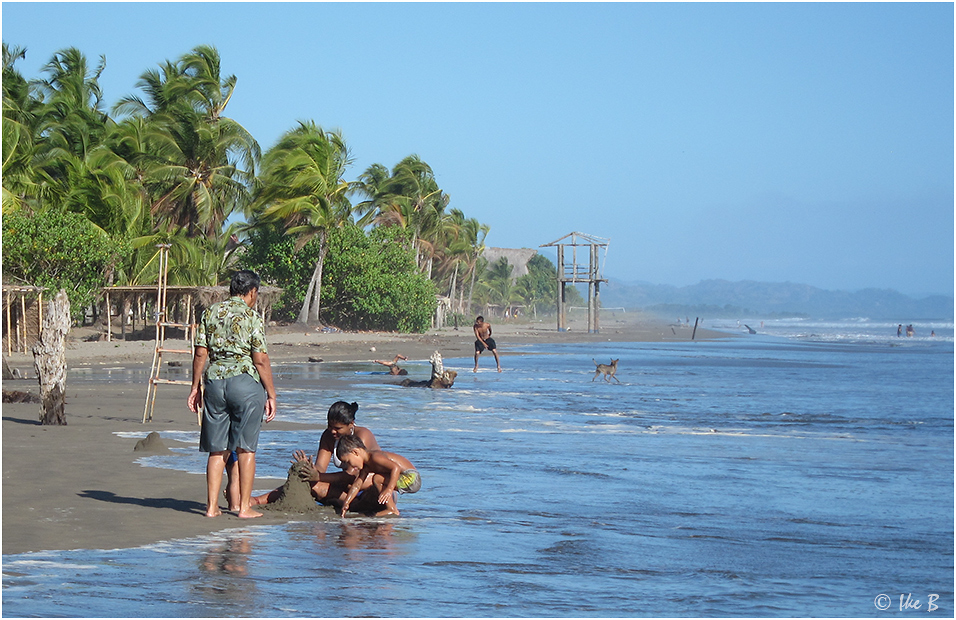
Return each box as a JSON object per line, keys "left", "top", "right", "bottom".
{"left": 540, "top": 232, "right": 609, "bottom": 333}
{"left": 143, "top": 244, "right": 197, "bottom": 423}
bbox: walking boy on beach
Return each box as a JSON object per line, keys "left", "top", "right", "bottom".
{"left": 332, "top": 434, "right": 421, "bottom": 517}
{"left": 473, "top": 315, "right": 502, "bottom": 372}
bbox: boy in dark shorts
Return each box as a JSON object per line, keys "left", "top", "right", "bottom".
{"left": 473, "top": 315, "right": 501, "bottom": 372}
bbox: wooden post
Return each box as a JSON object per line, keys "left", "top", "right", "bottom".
{"left": 105, "top": 291, "right": 112, "bottom": 342}
{"left": 20, "top": 292, "right": 27, "bottom": 352}
{"left": 556, "top": 246, "right": 566, "bottom": 331}
{"left": 6, "top": 291, "right": 12, "bottom": 356}
{"left": 33, "top": 289, "right": 70, "bottom": 425}
{"left": 594, "top": 281, "right": 601, "bottom": 334}
{"left": 692, "top": 317, "right": 699, "bottom": 340}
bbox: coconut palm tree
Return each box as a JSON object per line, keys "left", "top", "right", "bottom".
{"left": 251, "top": 121, "right": 354, "bottom": 324}
{"left": 2, "top": 43, "right": 42, "bottom": 212}
{"left": 353, "top": 155, "right": 449, "bottom": 271}
{"left": 112, "top": 45, "right": 259, "bottom": 238}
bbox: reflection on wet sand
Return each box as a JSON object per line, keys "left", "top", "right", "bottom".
{"left": 194, "top": 535, "right": 256, "bottom": 606}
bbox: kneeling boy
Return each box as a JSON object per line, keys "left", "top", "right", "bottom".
{"left": 334, "top": 434, "right": 421, "bottom": 517}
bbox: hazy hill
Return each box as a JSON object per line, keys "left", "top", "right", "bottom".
{"left": 599, "top": 279, "right": 954, "bottom": 319}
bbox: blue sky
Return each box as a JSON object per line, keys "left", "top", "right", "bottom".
{"left": 3, "top": 2, "right": 953, "bottom": 296}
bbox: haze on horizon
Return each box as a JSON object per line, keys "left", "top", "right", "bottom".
{"left": 3, "top": 2, "right": 952, "bottom": 298}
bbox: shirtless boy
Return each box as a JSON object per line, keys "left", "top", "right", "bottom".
{"left": 334, "top": 434, "right": 421, "bottom": 517}
{"left": 473, "top": 315, "right": 502, "bottom": 372}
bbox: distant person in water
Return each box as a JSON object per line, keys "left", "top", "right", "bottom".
{"left": 373, "top": 354, "right": 408, "bottom": 375}
{"left": 334, "top": 434, "right": 421, "bottom": 517}
{"left": 251, "top": 401, "right": 381, "bottom": 509}
{"left": 897, "top": 324, "right": 903, "bottom": 337}
{"left": 906, "top": 324, "right": 915, "bottom": 337}
{"left": 473, "top": 315, "right": 502, "bottom": 372}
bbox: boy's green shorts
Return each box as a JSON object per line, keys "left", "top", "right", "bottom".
{"left": 397, "top": 469, "right": 421, "bottom": 494}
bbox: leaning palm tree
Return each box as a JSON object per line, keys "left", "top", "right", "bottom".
{"left": 2, "top": 43, "right": 43, "bottom": 212}
{"left": 112, "top": 45, "right": 259, "bottom": 238}
{"left": 354, "top": 155, "right": 450, "bottom": 271}
{"left": 251, "top": 121, "right": 354, "bottom": 324}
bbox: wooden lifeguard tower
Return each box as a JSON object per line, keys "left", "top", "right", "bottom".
{"left": 540, "top": 232, "right": 609, "bottom": 333}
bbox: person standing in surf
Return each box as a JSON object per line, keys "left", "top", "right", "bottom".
{"left": 473, "top": 315, "right": 502, "bottom": 372}
{"left": 188, "top": 270, "right": 277, "bottom": 519}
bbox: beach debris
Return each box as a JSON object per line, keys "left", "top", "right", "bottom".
{"left": 743, "top": 324, "right": 757, "bottom": 335}
{"left": 308, "top": 356, "right": 323, "bottom": 363}
{"left": 133, "top": 431, "right": 170, "bottom": 453}
{"left": 400, "top": 351, "right": 457, "bottom": 388}
{"left": 167, "top": 360, "right": 182, "bottom": 367}
{"left": 2, "top": 390, "right": 40, "bottom": 403}
{"left": 261, "top": 461, "right": 324, "bottom": 514}
{"left": 370, "top": 346, "right": 376, "bottom": 352}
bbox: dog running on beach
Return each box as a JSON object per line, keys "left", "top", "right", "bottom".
{"left": 592, "top": 358, "right": 621, "bottom": 383}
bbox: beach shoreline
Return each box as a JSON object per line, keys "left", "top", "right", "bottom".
{"left": 2, "top": 313, "right": 728, "bottom": 555}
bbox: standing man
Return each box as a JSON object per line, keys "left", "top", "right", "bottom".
{"left": 473, "top": 315, "right": 502, "bottom": 372}
{"left": 188, "top": 270, "right": 277, "bottom": 518}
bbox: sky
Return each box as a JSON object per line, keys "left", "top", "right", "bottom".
{"left": 2, "top": 2, "right": 953, "bottom": 297}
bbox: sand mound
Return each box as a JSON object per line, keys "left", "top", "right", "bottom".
{"left": 133, "top": 431, "right": 170, "bottom": 453}
{"left": 261, "top": 461, "right": 324, "bottom": 514}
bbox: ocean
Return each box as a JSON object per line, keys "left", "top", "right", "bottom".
{"left": 3, "top": 318, "right": 953, "bottom": 617}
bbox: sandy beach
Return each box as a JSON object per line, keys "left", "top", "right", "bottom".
{"left": 2, "top": 313, "right": 726, "bottom": 555}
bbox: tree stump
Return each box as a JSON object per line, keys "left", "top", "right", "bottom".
{"left": 33, "top": 289, "right": 70, "bottom": 425}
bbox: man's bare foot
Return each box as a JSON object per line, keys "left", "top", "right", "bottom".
{"left": 205, "top": 508, "right": 222, "bottom": 517}
{"left": 374, "top": 507, "right": 400, "bottom": 517}
{"left": 473, "top": 367, "right": 478, "bottom": 373}
{"left": 237, "top": 508, "right": 264, "bottom": 519}
{"left": 497, "top": 367, "right": 502, "bottom": 372}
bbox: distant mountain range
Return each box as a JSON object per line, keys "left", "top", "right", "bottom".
{"left": 599, "top": 279, "right": 954, "bottom": 319}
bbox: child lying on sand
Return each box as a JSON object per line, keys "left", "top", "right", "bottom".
{"left": 328, "top": 434, "right": 421, "bottom": 517}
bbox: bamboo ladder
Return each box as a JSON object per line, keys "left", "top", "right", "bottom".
{"left": 143, "top": 245, "right": 198, "bottom": 423}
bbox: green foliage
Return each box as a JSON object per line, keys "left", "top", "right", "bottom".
{"left": 321, "top": 225, "right": 436, "bottom": 332}
{"left": 242, "top": 223, "right": 437, "bottom": 332}
{"left": 2, "top": 208, "right": 130, "bottom": 320}
{"left": 240, "top": 224, "right": 323, "bottom": 321}
{"left": 515, "top": 253, "right": 559, "bottom": 316}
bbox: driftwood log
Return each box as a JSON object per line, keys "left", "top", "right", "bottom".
{"left": 400, "top": 351, "right": 458, "bottom": 388}
{"left": 33, "top": 289, "right": 70, "bottom": 425}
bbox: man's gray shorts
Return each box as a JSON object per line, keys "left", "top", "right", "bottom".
{"left": 199, "top": 373, "right": 266, "bottom": 453}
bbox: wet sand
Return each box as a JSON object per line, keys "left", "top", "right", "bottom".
{"left": 2, "top": 314, "right": 726, "bottom": 555}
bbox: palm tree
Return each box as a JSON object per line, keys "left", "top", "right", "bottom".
{"left": 353, "top": 155, "right": 449, "bottom": 271}
{"left": 462, "top": 217, "right": 490, "bottom": 315}
{"left": 113, "top": 45, "right": 259, "bottom": 238}
{"left": 2, "top": 43, "right": 42, "bottom": 212}
{"left": 251, "top": 121, "right": 354, "bottom": 324}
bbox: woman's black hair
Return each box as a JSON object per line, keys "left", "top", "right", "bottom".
{"left": 230, "top": 270, "right": 261, "bottom": 296}
{"left": 327, "top": 401, "right": 359, "bottom": 425}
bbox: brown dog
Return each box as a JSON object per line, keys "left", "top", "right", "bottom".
{"left": 592, "top": 358, "right": 620, "bottom": 383}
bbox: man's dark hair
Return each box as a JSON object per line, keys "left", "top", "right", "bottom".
{"left": 475, "top": 315, "right": 484, "bottom": 322}
{"left": 230, "top": 270, "right": 261, "bottom": 296}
